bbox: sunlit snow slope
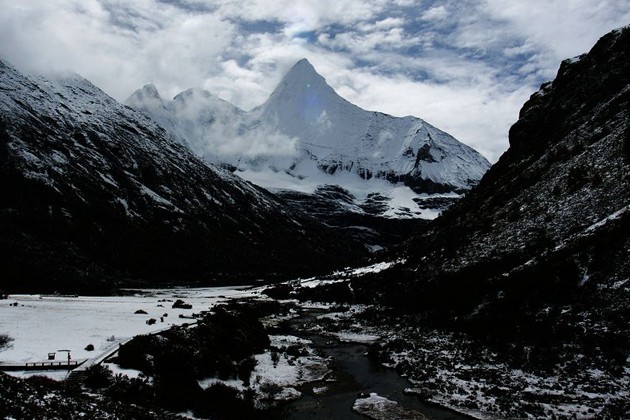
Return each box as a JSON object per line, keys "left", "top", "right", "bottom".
{"left": 128, "top": 59, "right": 490, "bottom": 220}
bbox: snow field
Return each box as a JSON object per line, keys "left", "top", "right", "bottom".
{"left": 0, "top": 287, "right": 257, "bottom": 369}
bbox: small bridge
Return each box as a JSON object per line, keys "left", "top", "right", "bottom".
{"left": 0, "top": 359, "right": 87, "bottom": 371}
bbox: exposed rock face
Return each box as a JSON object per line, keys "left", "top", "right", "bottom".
{"left": 0, "top": 59, "right": 362, "bottom": 292}
{"left": 373, "top": 26, "right": 630, "bottom": 313}
{"left": 275, "top": 185, "right": 429, "bottom": 250}
{"left": 380, "top": 29, "right": 630, "bottom": 298}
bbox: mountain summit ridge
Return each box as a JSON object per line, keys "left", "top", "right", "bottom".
{"left": 265, "top": 58, "right": 341, "bottom": 102}
{"left": 127, "top": 59, "right": 491, "bottom": 220}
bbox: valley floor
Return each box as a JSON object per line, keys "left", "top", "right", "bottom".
{"left": 1, "top": 285, "right": 628, "bottom": 419}
{"left": 0, "top": 287, "right": 256, "bottom": 369}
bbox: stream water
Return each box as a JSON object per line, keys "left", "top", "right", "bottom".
{"left": 270, "top": 309, "right": 472, "bottom": 420}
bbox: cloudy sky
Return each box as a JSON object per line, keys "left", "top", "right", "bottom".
{"left": 1, "top": 1, "right": 628, "bottom": 162}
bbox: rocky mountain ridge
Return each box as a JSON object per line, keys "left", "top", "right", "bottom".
{"left": 399, "top": 25, "right": 630, "bottom": 304}
{"left": 349, "top": 26, "right": 630, "bottom": 345}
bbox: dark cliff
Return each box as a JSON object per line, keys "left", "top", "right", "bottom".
{"left": 353, "top": 26, "right": 630, "bottom": 353}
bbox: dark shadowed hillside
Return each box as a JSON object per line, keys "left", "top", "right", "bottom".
{"left": 0, "top": 59, "right": 363, "bottom": 293}
{"left": 359, "top": 26, "right": 630, "bottom": 328}
{"left": 314, "top": 28, "right": 630, "bottom": 390}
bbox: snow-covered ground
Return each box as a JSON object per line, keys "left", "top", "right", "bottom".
{"left": 294, "top": 259, "right": 403, "bottom": 289}
{"left": 0, "top": 286, "right": 258, "bottom": 371}
{"left": 353, "top": 393, "right": 429, "bottom": 420}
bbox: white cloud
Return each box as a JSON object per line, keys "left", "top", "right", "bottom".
{"left": 315, "top": 110, "right": 332, "bottom": 131}
{"left": 319, "top": 27, "right": 418, "bottom": 54}
{"left": 421, "top": 5, "right": 448, "bottom": 21}
{"left": 478, "top": 0, "right": 630, "bottom": 75}
{"left": 483, "top": 0, "right": 630, "bottom": 56}
{"left": 213, "top": 0, "right": 383, "bottom": 26}
{"left": 0, "top": 0, "right": 235, "bottom": 101}
{"left": 359, "top": 17, "right": 406, "bottom": 31}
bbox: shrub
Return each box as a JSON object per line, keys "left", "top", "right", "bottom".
{"left": 117, "top": 335, "right": 160, "bottom": 373}
{"left": 237, "top": 357, "right": 257, "bottom": 386}
{"left": 84, "top": 364, "right": 113, "bottom": 389}
{"left": 112, "top": 302, "right": 274, "bottom": 413}
{"left": 172, "top": 299, "right": 192, "bottom": 309}
{"left": 194, "top": 383, "right": 258, "bottom": 419}
{"left": 259, "top": 381, "right": 283, "bottom": 399}
{"left": 0, "top": 334, "right": 14, "bottom": 352}
{"left": 106, "top": 374, "right": 154, "bottom": 406}
{"left": 270, "top": 351, "right": 280, "bottom": 368}
{"left": 153, "top": 351, "right": 202, "bottom": 411}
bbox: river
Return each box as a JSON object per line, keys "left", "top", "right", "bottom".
{"left": 270, "top": 308, "right": 472, "bottom": 420}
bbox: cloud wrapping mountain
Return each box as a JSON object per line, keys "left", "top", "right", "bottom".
{"left": 128, "top": 59, "right": 491, "bottom": 220}
{"left": 2, "top": 1, "right": 628, "bottom": 162}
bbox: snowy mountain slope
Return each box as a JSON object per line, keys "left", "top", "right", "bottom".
{"left": 126, "top": 84, "right": 246, "bottom": 163}
{"left": 0, "top": 58, "right": 362, "bottom": 292}
{"left": 127, "top": 60, "right": 490, "bottom": 223}
{"left": 249, "top": 59, "right": 489, "bottom": 192}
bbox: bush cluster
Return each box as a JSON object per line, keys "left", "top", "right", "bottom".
{"left": 113, "top": 301, "right": 272, "bottom": 415}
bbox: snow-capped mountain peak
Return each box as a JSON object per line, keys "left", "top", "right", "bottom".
{"left": 252, "top": 59, "right": 360, "bottom": 144}
{"left": 264, "top": 58, "right": 347, "bottom": 110}
{"left": 127, "top": 59, "right": 491, "bottom": 220}
{"left": 171, "top": 87, "right": 244, "bottom": 118}
{"left": 126, "top": 84, "right": 164, "bottom": 109}
{"left": 273, "top": 59, "right": 326, "bottom": 89}
{"left": 126, "top": 84, "right": 245, "bottom": 160}
{"left": 138, "top": 83, "right": 161, "bottom": 99}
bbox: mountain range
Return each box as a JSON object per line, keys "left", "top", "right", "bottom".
{"left": 127, "top": 59, "right": 490, "bottom": 221}
{"left": 0, "top": 59, "right": 362, "bottom": 292}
